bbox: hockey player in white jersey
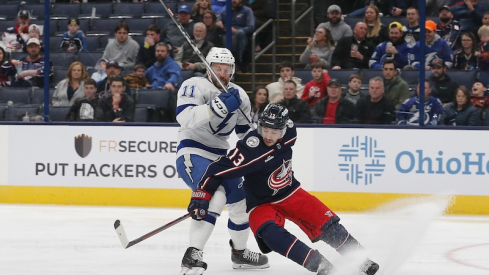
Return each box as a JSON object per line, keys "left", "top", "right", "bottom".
{"left": 175, "top": 47, "right": 269, "bottom": 275}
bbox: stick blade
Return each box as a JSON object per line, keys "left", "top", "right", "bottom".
{"left": 114, "top": 220, "right": 129, "bottom": 249}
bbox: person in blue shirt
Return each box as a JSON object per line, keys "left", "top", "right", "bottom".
{"left": 60, "top": 18, "right": 88, "bottom": 53}
{"left": 398, "top": 79, "right": 444, "bottom": 125}
{"left": 369, "top": 21, "right": 410, "bottom": 69}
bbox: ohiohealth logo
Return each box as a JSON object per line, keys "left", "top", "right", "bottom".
{"left": 338, "top": 136, "right": 386, "bottom": 185}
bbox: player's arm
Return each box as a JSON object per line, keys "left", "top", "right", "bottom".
{"left": 234, "top": 87, "right": 255, "bottom": 139}
{"left": 177, "top": 80, "right": 243, "bottom": 129}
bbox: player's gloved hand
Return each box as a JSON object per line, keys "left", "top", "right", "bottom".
{"left": 210, "top": 87, "right": 242, "bottom": 118}
{"left": 187, "top": 188, "right": 212, "bottom": 220}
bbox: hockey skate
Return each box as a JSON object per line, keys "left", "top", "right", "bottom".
{"left": 359, "top": 259, "right": 379, "bottom": 275}
{"left": 180, "top": 247, "right": 207, "bottom": 275}
{"left": 229, "top": 240, "right": 270, "bottom": 269}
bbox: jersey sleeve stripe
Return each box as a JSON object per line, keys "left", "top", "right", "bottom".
{"left": 176, "top": 103, "right": 197, "bottom": 116}
{"left": 177, "top": 139, "right": 228, "bottom": 155}
{"left": 284, "top": 137, "right": 297, "bottom": 146}
{"left": 215, "top": 149, "right": 275, "bottom": 176}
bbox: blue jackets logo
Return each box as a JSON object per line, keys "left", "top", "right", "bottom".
{"left": 338, "top": 136, "right": 386, "bottom": 185}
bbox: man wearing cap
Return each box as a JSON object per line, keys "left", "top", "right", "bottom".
{"left": 162, "top": 4, "right": 195, "bottom": 53}
{"left": 102, "top": 22, "right": 139, "bottom": 70}
{"left": 451, "top": 0, "right": 486, "bottom": 32}
{"left": 11, "top": 38, "right": 53, "bottom": 88}
{"left": 312, "top": 78, "right": 357, "bottom": 124}
{"left": 408, "top": 20, "right": 453, "bottom": 70}
{"left": 369, "top": 21, "right": 410, "bottom": 69}
{"left": 96, "top": 60, "right": 129, "bottom": 95}
{"left": 331, "top": 22, "right": 375, "bottom": 70}
{"left": 429, "top": 58, "right": 459, "bottom": 105}
{"left": 216, "top": 0, "right": 254, "bottom": 69}
{"left": 316, "top": 5, "right": 352, "bottom": 45}
{"left": 60, "top": 18, "right": 88, "bottom": 52}
{"left": 7, "top": 10, "right": 30, "bottom": 36}
{"left": 437, "top": 5, "right": 461, "bottom": 50}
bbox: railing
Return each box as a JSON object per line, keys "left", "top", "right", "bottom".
{"left": 251, "top": 18, "right": 276, "bottom": 92}
{"left": 291, "top": 0, "right": 314, "bottom": 64}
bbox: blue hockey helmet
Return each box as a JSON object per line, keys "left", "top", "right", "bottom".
{"left": 258, "top": 103, "right": 289, "bottom": 138}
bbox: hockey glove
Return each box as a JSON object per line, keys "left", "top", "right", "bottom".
{"left": 209, "top": 87, "right": 242, "bottom": 118}
{"left": 188, "top": 188, "right": 212, "bottom": 220}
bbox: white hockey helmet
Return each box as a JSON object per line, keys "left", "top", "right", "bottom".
{"left": 206, "top": 47, "right": 235, "bottom": 75}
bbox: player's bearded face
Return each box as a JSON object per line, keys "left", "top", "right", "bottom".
{"left": 210, "top": 63, "right": 232, "bottom": 88}
{"left": 261, "top": 126, "right": 281, "bottom": 147}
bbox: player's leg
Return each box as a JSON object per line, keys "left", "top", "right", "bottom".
{"left": 282, "top": 189, "right": 379, "bottom": 275}
{"left": 222, "top": 178, "right": 269, "bottom": 269}
{"left": 176, "top": 154, "right": 226, "bottom": 274}
{"left": 249, "top": 204, "right": 334, "bottom": 274}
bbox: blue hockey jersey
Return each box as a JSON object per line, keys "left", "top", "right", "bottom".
{"left": 397, "top": 96, "right": 444, "bottom": 125}
{"left": 369, "top": 40, "right": 411, "bottom": 69}
{"left": 409, "top": 35, "right": 454, "bottom": 69}
{"left": 198, "top": 121, "right": 301, "bottom": 212}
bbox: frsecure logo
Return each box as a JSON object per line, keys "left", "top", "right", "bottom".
{"left": 74, "top": 134, "right": 92, "bottom": 158}
{"left": 338, "top": 136, "right": 386, "bottom": 185}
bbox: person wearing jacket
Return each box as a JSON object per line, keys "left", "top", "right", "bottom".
{"left": 397, "top": 79, "right": 444, "bottom": 125}
{"left": 313, "top": 79, "right": 357, "bottom": 124}
{"left": 266, "top": 61, "right": 304, "bottom": 103}
{"left": 95, "top": 76, "right": 135, "bottom": 122}
{"left": 102, "top": 22, "right": 139, "bottom": 70}
{"left": 429, "top": 58, "right": 459, "bottom": 105}
{"left": 331, "top": 22, "right": 376, "bottom": 70}
{"left": 52, "top": 61, "right": 89, "bottom": 106}
{"left": 439, "top": 86, "right": 481, "bottom": 126}
{"left": 382, "top": 59, "right": 410, "bottom": 110}
{"left": 356, "top": 76, "right": 395, "bottom": 124}
{"left": 301, "top": 61, "right": 331, "bottom": 108}
{"left": 369, "top": 22, "right": 410, "bottom": 69}
{"left": 145, "top": 42, "right": 183, "bottom": 91}
{"left": 277, "top": 80, "right": 311, "bottom": 123}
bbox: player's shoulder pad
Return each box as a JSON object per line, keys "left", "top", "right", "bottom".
{"left": 286, "top": 119, "right": 294, "bottom": 128}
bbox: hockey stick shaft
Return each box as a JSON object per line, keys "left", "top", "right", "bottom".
{"left": 158, "top": 0, "right": 255, "bottom": 129}
{"left": 114, "top": 212, "right": 192, "bottom": 249}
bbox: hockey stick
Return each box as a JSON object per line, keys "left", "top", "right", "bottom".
{"left": 114, "top": 212, "right": 191, "bottom": 249}
{"left": 158, "top": 0, "right": 255, "bottom": 129}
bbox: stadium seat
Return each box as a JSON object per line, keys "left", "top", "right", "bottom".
{"left": 111, "top": 3, "right": 145, "bottom": 19}
{"left": 145, "top": 1, "right": 175, "bottom": 17}
{"left": 360, "top": 69, "right": 383, "bottom": 83}
{"left": 89, "top": 18, "right": 124, "bottom": 36}
{"left": 77, "top": 51, "right": 104, "bottom": 69}
{"left": 446, "top": 70, "right": 478, "bottom": 89}
{"left": 124, "top": 18, "right": 155, "bottom": 35}
{"left": 156, "top": 17, "right": 172, "bottom": 30}
{"left": 182, "top": 70, "right": 194, "bottom": 81}
{"left": 0, "top": 20, "right": 14, "bottom": 33}
{"left": 51, "top": 69, "right": 69, "bottom": 89}
{"left": 0, "top": 5, "right": 20, "bottom": 21}
{"left": 0, "top": 105, "right": 7, "bottom": 121}
{"left": 329, "top": 69, "right": 361, "bottom": 86}
{"left": 80, "top": 3, "right": 113, "bottom": 19}
{"left": 137, "top": 89, "right": 170, "bottom": 107}
{"left": 49, "top": 106, "right": 71, "bottom": 122}
{"left": 84, "top": 36, "right": 102, "bottom": 52}
{"left": 5, "top": 106, "right": 41, "bottom": 121}
{"left": 399, "top": 70, "right": 423, "bottom": 86}
{"left": 134, "top": 106, "right": 149, "bottom": 122}
{"left": 49, "top": 36, "right": 63, "bottom": 52}
{"left": 20, "top": 4, "right": 46, "bottom": 20}
{"left": 0, "top": 87, "right": 32, "bottom": 106}
{"left": 50, "top": 52, "right": 77, "bottom": 69}
{"left": 51, "top": 3, "right": 81, "bottom": 19}
{"left": 293, "top": 69, "right": 312, "bottom": 84}
{"left": 31, "top": 88, "right": 54, "bottom": 105}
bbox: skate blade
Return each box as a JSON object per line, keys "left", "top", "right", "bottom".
{"left": 232, "top": 263, "right": 270, "bottom": 269}
{"left": 179, "top": 267, "right": 205, "bottom": 275}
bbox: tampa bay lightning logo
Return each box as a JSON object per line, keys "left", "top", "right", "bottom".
{"left": 210, "top": 112, "right": 234, "bottom": 136}
{"left": 268, "top": 159, "right": 292, "bottom": 195}
{"left": 338, "top": 136, "right": 386, "bottom": 185}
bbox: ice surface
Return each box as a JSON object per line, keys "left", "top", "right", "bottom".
{"left": 1, "top": 197, "right": 488, "bottom": 275}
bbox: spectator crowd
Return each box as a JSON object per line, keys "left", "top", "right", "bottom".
{"left": 0, "top": 0, "right": 488, "bottom": 126}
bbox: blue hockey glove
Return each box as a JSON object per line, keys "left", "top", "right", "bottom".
{"left": 210, "top": 87, "right": 242, "bottom": 118}
{"left": 188, "top": 188, "right": 212, "bottom": 220}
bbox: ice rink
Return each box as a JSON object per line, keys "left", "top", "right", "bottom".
{"left": 1, "top": 196, "right": 488, "bottom": 275}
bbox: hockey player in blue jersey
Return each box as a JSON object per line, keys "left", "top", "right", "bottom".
{"left": 175, "top": 47, "right": 269, "bottom": 274}
{"left": 398, "top": 79, "right": 444, "bottom": 125}
{"left": 188, "top": 103, "right": 380, "bottom": 275}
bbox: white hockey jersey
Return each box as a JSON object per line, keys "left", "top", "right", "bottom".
{"left": 176, "top": 76, "right": 254, "bottom": 160}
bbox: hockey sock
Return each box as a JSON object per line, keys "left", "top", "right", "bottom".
{"left": 189, "top": 212, "right": 219, "bottom": 250}
{"left": 228, "top": 220, "right": 250, "bottom": 250}
{"left": 260, "top": 222, "right": 315, "bottom": 268}
{"left": 318, "top": 221, "right": 363, "bottom": 254}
